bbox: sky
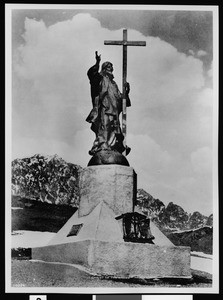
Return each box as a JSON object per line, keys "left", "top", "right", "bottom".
{"left": 9, "top": 5, "right": 217, "bottom": 216}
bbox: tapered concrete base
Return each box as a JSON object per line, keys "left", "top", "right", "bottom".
{"left": 32, "top": 165, "right": 191, "bottom": 279}
{"left": 32, "top": 239, "right": 191, "bottom": 279}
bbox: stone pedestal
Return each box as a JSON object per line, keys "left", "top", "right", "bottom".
{"left": 78, "top": 165, "right": 137, "bottom": 217}
{"left": 32, "top": 240, "right": 191, "bottom": 279}
{"left": 32, "top": 164, "right": 191, "bottom": 280}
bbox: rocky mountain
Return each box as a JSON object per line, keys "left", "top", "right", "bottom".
{"left": 12, "top": 154, "right": 82, "bottom": 207}
{"left": 187, "top": 211, "right": 209, "bottom": 230}
{"left": 158, "top": 201, "right": 190, "bottom": 231}
{"left": 206, "top": 214, "right": 213, "bottom": 227}
{"left": 135, "top": 189, "right": 213, "bottom": 254}
{"left": 136, "top": 189, "right": 211, "bottom": 233}
{"left": 136, "top": 188, "right": 165, "bottom": 218}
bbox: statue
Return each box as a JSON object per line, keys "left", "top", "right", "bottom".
{"left": 86, "top": 30, "right": 146, "bottom": 166}
{"left": 86, "top": 51, "right": 131, "bottom": 159}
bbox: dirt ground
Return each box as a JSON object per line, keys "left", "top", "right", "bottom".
{"left": 11, "top": 260, "right": 212, "bottom": 288}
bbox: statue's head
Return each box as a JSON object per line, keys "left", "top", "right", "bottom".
{"left": 101, "top": 61, "right": 113, "bottom": 75}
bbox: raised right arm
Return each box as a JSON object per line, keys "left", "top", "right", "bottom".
{"left": 87, "top": 51, "right": 101, "bottom": 81}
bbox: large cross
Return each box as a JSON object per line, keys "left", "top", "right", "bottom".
{"left": 104, "top": 29, "right": 146, "bottom": 156}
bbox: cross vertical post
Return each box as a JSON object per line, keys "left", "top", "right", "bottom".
{"left": 122, "top": 29, "right": 127, "bottom": 155}
{"left": 104, "top": 29, "right": 146, "bottom": 156}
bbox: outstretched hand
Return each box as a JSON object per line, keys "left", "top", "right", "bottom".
{"left": 95, "top": 51, "right": 101, "bottom": 63}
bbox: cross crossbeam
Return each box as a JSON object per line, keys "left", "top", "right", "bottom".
{"left": 104, "top": 29, "right": 146, "bottom": 156}
{"left": 104, "top": 41, "right": 146, "bottom": 46}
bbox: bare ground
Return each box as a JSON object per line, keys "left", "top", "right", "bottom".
{"left": 11, "top": 260, "right": 212, "bottom": 288}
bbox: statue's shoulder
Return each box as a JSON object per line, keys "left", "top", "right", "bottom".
{"left": 87, "top": 63, "right": 101, "bottom": 80}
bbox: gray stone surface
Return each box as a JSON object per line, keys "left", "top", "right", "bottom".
{"left": 89, "top": 240, "right": 191, "bottom": 278}
{"left": 32, "top": 240, "right": 91, "bottom": 266}
{"left": 47, "top": 201, "right": 123, "bottom": 246}
{"left": 32, "top": 240, "right": 191, "bottom": 279}
{"left": 78, "top": 165, "right": 136, "bottom": 217}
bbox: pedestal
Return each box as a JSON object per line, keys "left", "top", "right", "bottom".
{"left": 32, "top": 240, "right": 191, "bottom": 279}
{"left": 32, "top": 164, "right": 191, "bottom": 280}
{"left": 78, "top": 165, "right": 137, "bottom": 217}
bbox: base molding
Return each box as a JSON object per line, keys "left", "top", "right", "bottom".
{"left": 32, "top": 239, "right": 191, "bottom": 279}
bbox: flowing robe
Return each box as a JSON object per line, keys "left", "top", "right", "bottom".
{"left": 86, "top": 63, "right": 130, "bottom": 155}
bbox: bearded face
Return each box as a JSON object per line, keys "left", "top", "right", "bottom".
{"left": 101, "top": 62, "right": 114, "bottom": 75}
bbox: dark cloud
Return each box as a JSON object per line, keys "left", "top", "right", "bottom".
{"left": 89, "top": 10, "right": 213, "bottom": 69}
{"left": 12, "top": 8, "right": 213, "bottom": 70}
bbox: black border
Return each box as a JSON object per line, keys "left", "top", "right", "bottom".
{"left": 3, "top": 1, "right": 221, "bottom": 300}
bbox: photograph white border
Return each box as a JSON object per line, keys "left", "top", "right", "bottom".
{"left": 5, "top": 3, "right": 219, "bottom": 294}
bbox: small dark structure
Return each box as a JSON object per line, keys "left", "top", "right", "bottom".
{"left": 116, "top": 212, "right": 155, "bottom": 244}
{"left": 11, "top": 248, "right": 32, "bottom": 260}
